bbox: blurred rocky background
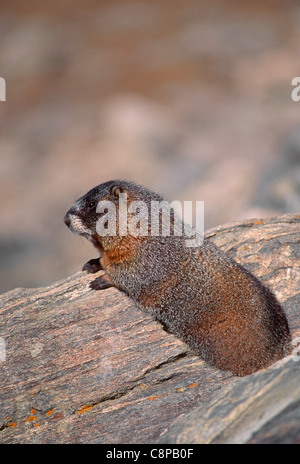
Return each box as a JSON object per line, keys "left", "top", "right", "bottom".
{"left": 0, "top": 0, "right": 299, "bottom": 293}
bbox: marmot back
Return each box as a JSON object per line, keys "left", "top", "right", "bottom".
{"left": 64, "top": 180, "right": 291, "bottom": 376}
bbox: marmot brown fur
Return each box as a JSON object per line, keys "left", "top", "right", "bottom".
{"left": 64, "top": 180, "right": 291, "bottom": 376}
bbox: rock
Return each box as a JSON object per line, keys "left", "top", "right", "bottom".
{"left": 0, "top": 213, "right": 299, "bottom": 444}
{"left": 159, "top": 356, "right": 300, "bottom": 444}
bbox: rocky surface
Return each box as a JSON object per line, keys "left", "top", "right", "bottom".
{"left": 0, "top": 213, "right": 299, "bottom": 444}
{"left": 159, "top": 357, "right": 300, "bottom": 444}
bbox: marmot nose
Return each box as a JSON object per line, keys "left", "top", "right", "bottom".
{"left": 64, "top": 212, "right": 71, "bottom": 227}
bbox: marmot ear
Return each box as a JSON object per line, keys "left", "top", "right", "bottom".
{"left": 110, "top": 185, "right": 124, "bottom": 199}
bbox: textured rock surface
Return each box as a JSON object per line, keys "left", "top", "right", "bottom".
{"left": 159, "top": 356, "right": 300, "bottom": 444}
{"left": 0, "top": 213, "right": 299, "bottom": 443}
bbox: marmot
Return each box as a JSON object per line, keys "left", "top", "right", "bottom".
{"left": 64, "top": 180, "right": 291, "bottom": 376}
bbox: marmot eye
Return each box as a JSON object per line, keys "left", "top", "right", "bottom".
{"left": 87, "top": 201, "right": 96, "bottom": 209}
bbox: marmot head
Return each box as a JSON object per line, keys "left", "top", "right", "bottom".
{"left": 64, "top": 180, "right": 166, "bottom": 249}
{"left": 64, "top": 180, "right": 118, "bottom": 238}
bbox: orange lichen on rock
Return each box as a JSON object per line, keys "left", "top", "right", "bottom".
{"left": 188, "top": 382, "right": 199, "bottom": 389}
{"left": 8, "top": 422, "right": 17, "bottom": 428}
{"left": 25, "top": 415, "right": 37, "bottom": 423}
{"left": 75, "top": 404, "right": 93, "bottom": 414}
{"left": 148, "top": 393, "right": 167, "bottom": 401}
